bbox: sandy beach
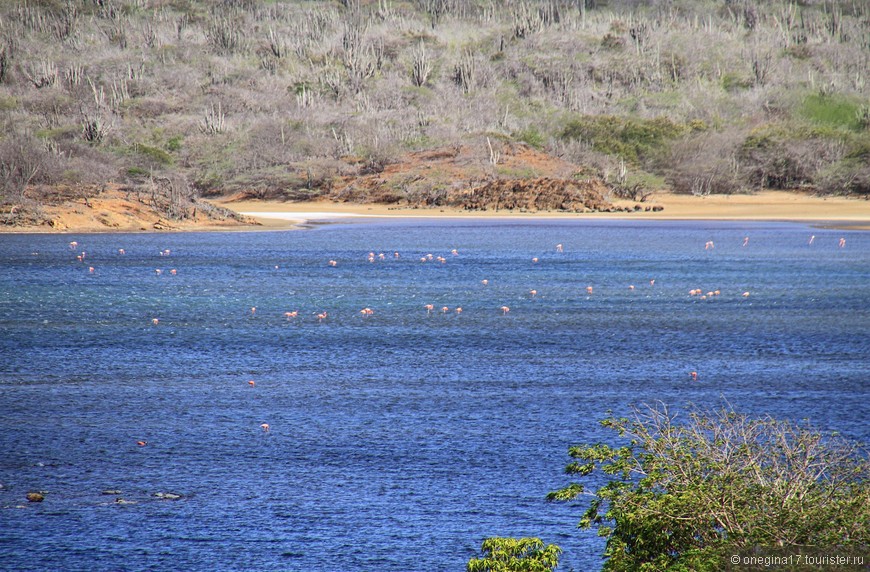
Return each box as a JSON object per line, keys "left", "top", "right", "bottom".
{"left": 225, "top": 191, "right": 870, "bottom": 230}
{"left": 4, "top": 190, "right": 869, "bottom": 234}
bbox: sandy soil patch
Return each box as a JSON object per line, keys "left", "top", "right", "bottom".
{"left": 224, "top": 191, "right": 870, "bottom": 230}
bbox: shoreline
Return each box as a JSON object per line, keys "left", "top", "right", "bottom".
{"left": 2, "top": 191, "right": 869, "bottom": 233}
{"left": 228, "top": 191, "right": 870, "bottom": 231}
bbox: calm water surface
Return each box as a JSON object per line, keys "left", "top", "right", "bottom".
{"left": 1, "top": 219, "right": 868, "bottom": 571}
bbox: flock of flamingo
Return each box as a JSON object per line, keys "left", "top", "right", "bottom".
{"left": 64, "top": 231, "right": 850, "bottom": 330}
{"left": 63, "top": 231, "right": 851, "bottom": 438}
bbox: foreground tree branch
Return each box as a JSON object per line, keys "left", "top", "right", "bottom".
{"left": 549, "top": 403, "right": 870, "bottom": 571}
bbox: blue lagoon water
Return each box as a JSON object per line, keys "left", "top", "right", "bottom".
{"left": 1, "top": 219, "right": 868, "bottom": 571}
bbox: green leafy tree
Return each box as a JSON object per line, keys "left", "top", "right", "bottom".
{"left": 549, "top": 404, "right": 870, "bottom": 571}
{"left": 467, "top": 537, "right": 561, "bottom": 572}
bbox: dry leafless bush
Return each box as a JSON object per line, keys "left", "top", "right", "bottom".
{"left": 1, "top": 0, "right": 867, "bottom": 202}
{"left": 664, "top": 129, "right": 749, "bottom": 195}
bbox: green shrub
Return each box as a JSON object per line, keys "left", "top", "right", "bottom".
{"left": 467, "top": 537, "right": 561, "bottom": 572}
{"left": 166, "top": 136, "right": 183, "bottom": 152}
{"left": 126, "top": 166, "right": 149, "bottom": 177}
{"left": 134, "top": 143, "right": 173, "bottom": 166}
{"left": 512, "top": 127, "right": 545, "bottom": 150}
{"left": 549, "top": 405, "right": 870, "bottom": 571}
{"left": 800, "top": 94, "right": 865, "bottom": 131}
{"left": 560, "top": 115, "right": 686, "bottom": 164}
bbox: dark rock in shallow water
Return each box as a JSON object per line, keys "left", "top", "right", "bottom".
{"left": 102, "top": 490, "right": 122, "bottom": 495}
{"left": 26, "top": 492, "right": 44, "bottom": 502}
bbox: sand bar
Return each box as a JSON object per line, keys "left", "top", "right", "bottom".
{"left": 227, "top": 191, "right": 870, "bottom": 230}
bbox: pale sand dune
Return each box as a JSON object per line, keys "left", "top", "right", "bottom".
{"left": 226, "top": 191, "right": 870, "bottom": 230}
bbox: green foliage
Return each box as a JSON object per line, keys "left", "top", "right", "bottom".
{"left": 0, "top": 95, "right": 18, "bottom": 111}
{"left": 166, "top": 136, "right": 183, "bottom": 152}
{"left": 467, "top": 537, "right": 561, "bottom": 572}
{"left": 560, "top": 115, "right": 686, "bottom": 164}
{"left": 512, "top": 127, "right": 545, "bottom": 150}
{"left": 799, "top": 94, "right": 865, "bottom": 131}
{"left": 126, "top": 166, "right": 149, "bottom": 177}
{"left": 550, "top": 404, "right": 870, "bottom": 572}
{"left": 134, "top": 143, "right": 173, "bottom": 166}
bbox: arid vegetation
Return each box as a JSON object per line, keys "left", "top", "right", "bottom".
{"left": 1, "top": 0, "right": 868, "bottom": 225}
